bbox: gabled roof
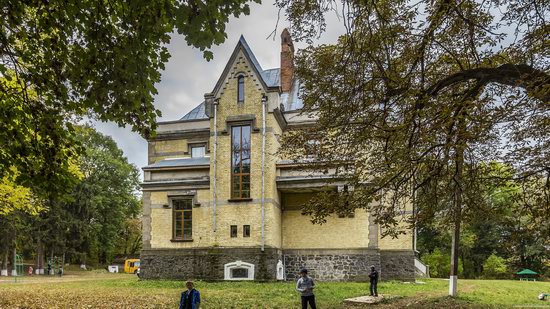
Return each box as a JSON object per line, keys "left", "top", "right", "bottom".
{"left": 179, "top": 35, "right": 303, "bottom": 121}
{"left": 209, "top": 36, "right": 279, "bottom": 96}
{"left": 180, "top": 101, "right": 208, "bottom": 121}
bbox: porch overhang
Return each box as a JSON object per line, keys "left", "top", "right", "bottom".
{"left": 140, "top": 177, "right": 210, "bottom": 191}
{"left": 276, "top": 175, "right": 346, "bottom": 192}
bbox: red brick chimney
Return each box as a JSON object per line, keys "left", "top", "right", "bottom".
{"left": 280, "top": 28, "right": 295, "bottom": 93}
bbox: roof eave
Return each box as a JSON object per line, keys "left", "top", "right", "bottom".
{"left": 210, "top": 36, "right": 270, "bottom": 97}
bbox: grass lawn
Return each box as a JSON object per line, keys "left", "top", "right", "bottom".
{"left": 0, "top": 271, "right": 549, "bottom": 308}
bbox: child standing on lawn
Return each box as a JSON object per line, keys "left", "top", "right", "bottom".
{"left": 179, "top": 280, "right": 201, "bottom": 309}
{"left": 296, "top": 268, "right": 317, "bottom": 309}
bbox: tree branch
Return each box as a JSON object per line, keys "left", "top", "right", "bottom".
{"left": 427, "top": 64, "right": 550, "bottom": 102}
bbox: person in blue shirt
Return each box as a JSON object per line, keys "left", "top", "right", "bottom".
{"left": 179, "top": 280, "right": 201, "bottom": 309}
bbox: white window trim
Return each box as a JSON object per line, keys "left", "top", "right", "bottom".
{"left": 224, "top": 260, "right": 255, "bottom": 280}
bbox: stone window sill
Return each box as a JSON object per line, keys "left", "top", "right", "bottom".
{"left": 170, "top": 239, "right": 193, "bottom": 242}
{"left": 227, "top": 198, "right": 253, "bottom": 203}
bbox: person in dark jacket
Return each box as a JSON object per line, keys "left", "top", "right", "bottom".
{"left": 368, "top": 265, "right": 378, "bottom": 297}
{"left": 179, "top": 280, "right": 201, "bottom": 309}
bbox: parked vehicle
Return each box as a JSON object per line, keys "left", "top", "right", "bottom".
{"left": 124, "top": 259, "right": 140, "bottom": 274}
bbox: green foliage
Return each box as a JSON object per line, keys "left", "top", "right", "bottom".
{"left": 482, "top": 254, "right": 508, "bottom": 279}
{"left": 418, "top": 162, "right": 549, "bottom": 278}
{"left": 422, "top": 248, "right": 463, "bottom": 278}
{"left": 0, "top": 172, "right": 43, "bottom": 216}
{"left": 0, "top": 76, "right": 83, "bottom": 198}
{"left": 277, "top": 1, "right": 548, "bottom": 283}
{"left": 54, "top": 126, "right": 142, "bottom": 264}
{"left": 1, "top": 0, "right": 258, "bottom": 194}
{"left": 0, "top": 126, "right": 141, "bottom": 265}
{"left": 115, "top": 218, "right": 142, "bottom": 257}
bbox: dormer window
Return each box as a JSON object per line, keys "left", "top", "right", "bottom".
{"left": 237, "top": 75, "right": 244, "bottom": 103}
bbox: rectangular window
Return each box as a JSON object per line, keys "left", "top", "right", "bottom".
{"left": 237, "top": 76, "right": 245, "bottom": 102}
{"left": 173, "top": 199, "right": 193, "bottom": 240}
{"left": 243, "top": 225, "right": 250, "bottom": 237}
{"left": 191, "top": 145, "right": 206, "bottom": 158}
{"left": 230, "top": 225, "right": 238, "bottom": 238}
{"left": 231, "top": 125, "right": 251, "bottom": 199}
{"left": 232, "top": 268, "right": 248, "bottom": 278}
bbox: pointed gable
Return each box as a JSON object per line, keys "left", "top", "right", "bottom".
{"left": 208, "top": 36, "right": 279, "bottom": 98}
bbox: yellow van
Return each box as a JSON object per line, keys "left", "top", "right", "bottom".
{"left": 124, "top": 259, "right": 140, "bottom": 274}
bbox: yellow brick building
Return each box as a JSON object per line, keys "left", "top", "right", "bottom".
{"left": 140, "top": 30, "right": 415, "bottom": 281}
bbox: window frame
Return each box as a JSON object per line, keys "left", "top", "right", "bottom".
{"left": 186, "top": 142, "right": 208, "bottom": 157}
{"left": 230, "top": 225, "right": 238, "bottom": 238}
{"left": 172, "top": 198, "right": 193, "bottom": 241}
{"left": 230, "top": 124, "right": 251, "bottom": 200}
{"left": 237, "top": 75, "right": 245, "bottom": 103}
{"left": 243, "top": 225, "right": 250, "bottom": 237}
{"left": 191, "top": 145, "right": 206, "bottom": 158}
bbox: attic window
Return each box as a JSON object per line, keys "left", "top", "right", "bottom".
{"left": 237, "top": 76, "right": 244, "bottom": 103}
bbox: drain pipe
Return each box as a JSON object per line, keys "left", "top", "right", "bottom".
{"left": 261, "top": 94, "right": 267, "bottom": 252}
{"left": 213, "top": 99, "right": 219, "bottom": 233}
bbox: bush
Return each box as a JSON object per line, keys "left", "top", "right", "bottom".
{"left": 482, "top": 254, "right": 508, "bottom": 279}
{"left": 421, "top": 249, "right": 463, "bottom": 278}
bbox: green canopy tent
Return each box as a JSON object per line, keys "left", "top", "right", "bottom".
{"left": 515, "top": 269, "right": 539, "bottom": 281}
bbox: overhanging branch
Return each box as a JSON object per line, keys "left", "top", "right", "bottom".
{"left": 427, "top": 64, "right": 550, "bottom": 102}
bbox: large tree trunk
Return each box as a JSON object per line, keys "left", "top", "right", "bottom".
{"left": 449, "top": 111, "right": 466, "bottom": 297}
{"left": 36, "top": 241, "right": 44, "bottom": 275}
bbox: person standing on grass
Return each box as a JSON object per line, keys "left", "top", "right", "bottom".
{"left": 296, "top": 268, "right": 317, "bottom": 309}
{"left": 369, "top": 265, "right": 378, "bottom": 297}
{"left": 179, "top": 280, "right": 201, "bottom": 309}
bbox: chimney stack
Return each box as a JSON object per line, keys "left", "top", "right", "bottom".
{"left": 280, "top": 28, "right": 295, "bottom": 93}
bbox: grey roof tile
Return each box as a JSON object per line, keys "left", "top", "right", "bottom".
{"left": 262, "top": 68, "right": 280, "bottom": 88}
{"left": 180, "top": 101, "right": 208, "bottom": 120}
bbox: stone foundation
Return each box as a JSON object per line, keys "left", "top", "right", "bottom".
{"left": 141, "top": 248, "right": 415, "bottom": 281}
{"left": 140, "top": 247, "right": 281, "bottom": 280}
{"left": 283, "top": 249, "right": 380, "bottom": 281}
{"left": 380, "top": 250, "right": 415, "bottom": 281}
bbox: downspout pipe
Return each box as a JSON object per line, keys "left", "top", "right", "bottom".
{"left": 261, "top": 94, "right": 267, "bottom": 252}
{"left": 213, "top": 99, "right": 219, "bottom": 233}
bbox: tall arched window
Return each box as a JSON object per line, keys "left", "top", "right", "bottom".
{"left": 237, "top": 76, "right": 244, "bottom": 102}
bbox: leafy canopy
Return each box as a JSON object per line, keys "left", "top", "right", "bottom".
{"left": 277, "top": 0, "right": 549, "bottom": 235}
{"left": 1, "top": 0, "right": 258, "bottom": 191}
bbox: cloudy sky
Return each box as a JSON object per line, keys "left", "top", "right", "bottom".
{"left": 93, "top": 1, "right": 344, "bottom": 179}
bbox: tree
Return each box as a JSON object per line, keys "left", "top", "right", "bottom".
{"left": 56, "top": 126, "right": 141, "bottom": 265}
{"left": 482, "top": 254, "right": 508, "bottom": 279}
{"left": 277, "top": 0, "right": 548, "bottom": 296}
{"left": 0, "top": 172, "right": 42, "bottom": 216}
{"left": 418, "top": 162, "right": 549, "bottom": 278}
{"left": 1, "top": 0, "right": 259, "bottom": 193}
{"left": 0, "top": 172, "right": 43, "bottom": 274}
{"left": 22, "top": 125, "right": 141, "bottom": 267}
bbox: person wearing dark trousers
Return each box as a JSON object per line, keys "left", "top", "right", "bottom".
{"left": 179, "top": 280, "right": 201, "bottom": 309}
{"left": 296, "top": 268, "right": 317, "bottom": 309}
{"left": 369, "top": 265, "right": 379, "bottom": 297}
